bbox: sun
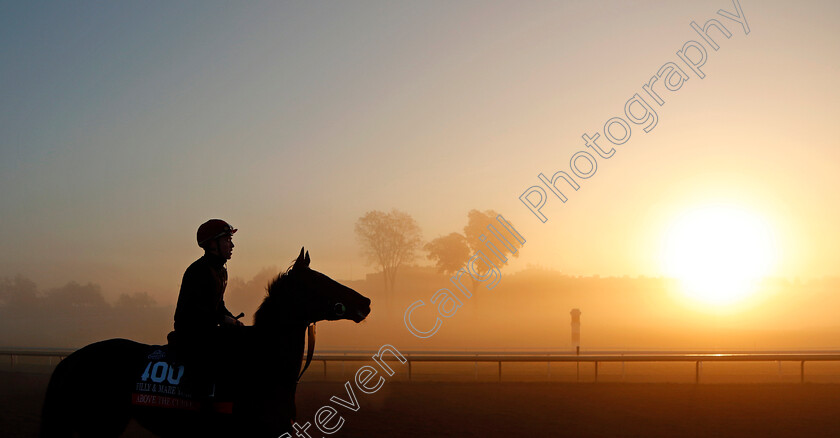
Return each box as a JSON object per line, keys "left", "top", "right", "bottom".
{"left": 661, "top": 203, "right": 777, "bottom": 307}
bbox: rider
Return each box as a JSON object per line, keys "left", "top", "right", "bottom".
{"left": 171, "top": 219, "right": 243, "bottom": 398}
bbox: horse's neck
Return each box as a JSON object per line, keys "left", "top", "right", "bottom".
{"left": 252, "top": 323, "right": 308, "bottom": 375}
{"left": 279, "top": 324, "right": 307, "bottom": 362}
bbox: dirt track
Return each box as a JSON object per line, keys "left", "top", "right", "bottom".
{"left": 5, "top": 371, "right": 840, "bottom": 437}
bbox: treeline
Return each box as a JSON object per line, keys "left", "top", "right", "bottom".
{"left": 354, "top": 208, "right": 523, "bottom": 309}
{"left": 4, "top": 267, "right": 840, "bottom": 351}
{"left": 0, "top": 275, "right": 158, "bottom": 310}
{"left": 0, "top": 275, "right": 172, "bottom": 348}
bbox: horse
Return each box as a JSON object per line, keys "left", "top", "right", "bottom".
{"left": 40, "top": 247, "right": 371, "bottom": 438}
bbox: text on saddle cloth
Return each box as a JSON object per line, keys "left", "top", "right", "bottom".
{"left": 130, "top": 347, "right": 233, "bottom": 414}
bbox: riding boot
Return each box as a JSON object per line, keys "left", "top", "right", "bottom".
{"left": 199, "top": 382, "right": 217, "bottom": 414}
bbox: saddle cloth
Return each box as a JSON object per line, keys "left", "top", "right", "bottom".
{"left": 130, "top": 345, "right": 233, "bottom": 414}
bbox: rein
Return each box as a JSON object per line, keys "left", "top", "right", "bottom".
{"left": 297, "top": 323, "right": 316, "bottom": 383}
{"left": 296, "top": 297, "right": 344, "bottom": 383}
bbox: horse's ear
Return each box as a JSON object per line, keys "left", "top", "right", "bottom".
{"left": 294, "top": 246, "right": 309, "bottom": 270}
{"left": 292, "top": 246, "right": 305, "bottom": 269}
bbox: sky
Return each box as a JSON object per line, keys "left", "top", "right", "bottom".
{"left": 1, "top": 0, "right": 839, "bottom": 305}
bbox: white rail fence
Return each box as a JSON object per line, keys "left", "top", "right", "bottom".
{"left": 4, "top": 348, "right": 840, "bottom": 383}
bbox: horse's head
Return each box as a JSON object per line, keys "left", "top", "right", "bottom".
{"left": 255, "top": 247, "right": 371, "bottom": 326}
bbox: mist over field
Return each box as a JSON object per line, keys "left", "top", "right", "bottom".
{"left": 4, "top": 268, "right": 839, "bottom": 352}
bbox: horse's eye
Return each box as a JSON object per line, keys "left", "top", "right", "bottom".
{"left": 334, "top": 303, "right": 346, "bottom": 316}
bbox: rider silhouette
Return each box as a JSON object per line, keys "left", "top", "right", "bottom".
{"left": 170, "top": 219, "right": 243, "bottom": 400}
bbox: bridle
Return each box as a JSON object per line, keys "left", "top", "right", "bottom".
{"left": 296, "top": 299, "right": 348, "bottom": 383}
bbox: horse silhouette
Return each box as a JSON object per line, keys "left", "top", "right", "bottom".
{"left": 40, "top": 247, "right": 371, "bottom": 437}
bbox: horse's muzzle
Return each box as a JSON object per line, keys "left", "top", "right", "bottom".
{"left": 353, "top": 298, "right": 372, "bottom": 323}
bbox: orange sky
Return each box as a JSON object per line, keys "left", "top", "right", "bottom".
{"left": 1, "top": 0, "right": 838, "bottom": 305}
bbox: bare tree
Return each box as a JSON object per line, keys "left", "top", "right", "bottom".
{"left": 355, "top": 209, "right": 422, "bottom": 299}
{"left": 424, "top": 232, "right": 470, "bottom": 275}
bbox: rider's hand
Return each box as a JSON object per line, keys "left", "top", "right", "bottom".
{"left": 223, "top": 315, "right": 243, "bottom": 327}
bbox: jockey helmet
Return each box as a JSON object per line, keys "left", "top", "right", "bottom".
{"left": 197, "top": 219, "right": 237, "bottom": 248}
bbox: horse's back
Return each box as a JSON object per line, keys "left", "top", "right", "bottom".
{"left": 49, "top": 338, "right": 151, "bottom": 390}
{"left": 41, "top": 339, "right": 151, "bottom": 438}
{"left": 41, "top": 331, "right": 297, "bottom": 438}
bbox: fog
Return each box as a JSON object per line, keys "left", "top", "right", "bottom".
{"left": 4, "top": 268, "right": 839, "bottom": 352}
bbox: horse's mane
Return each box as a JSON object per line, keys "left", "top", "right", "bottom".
{"left": 253, "top": 264, "right": 295, "bottom": 326}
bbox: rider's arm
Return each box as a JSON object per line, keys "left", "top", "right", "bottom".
{"left": 217, "top": 299, "right": 241, "bottom": 326}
